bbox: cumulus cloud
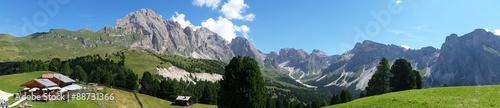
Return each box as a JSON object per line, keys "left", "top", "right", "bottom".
{"left": 201, "top": 17, "right": 238, "bottom": 42}
{"left": 193, "top": 0, "right": 221, "bottom": 9}
{"left": 481, "top": 28, "right": 500, "bottom": 36}
{"left": 396, "top": 0, "right": 402, "bottom": 4}
{"left": 234, "top": 25, "right": 250, "bottom": 38}
{"left": 483, "top": 28, "right": 491, "bottom": 32}
{"left": 170, "top": 12, "right": 195, "bottom": 29}
{"left": 494, "top": 29, "right": 500, "bottom": 36}
{"left": 221, "top": 0, "right": 255, "bottom": 21}
{"left": 401, "top": 45, "right": 410, "bottom": 50}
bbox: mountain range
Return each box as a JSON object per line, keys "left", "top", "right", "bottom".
{"left": 3, "top": 9, "right": 500, "bottom": 90}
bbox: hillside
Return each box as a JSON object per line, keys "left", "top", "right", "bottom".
{"left": 327, "top": 85, "right": 500, "bottom": 108}
{"left": 0, "top": 71, "right": 100, "bottom": 108}
{"left": 0, "top": 71, "right": 216, "bottom": 108}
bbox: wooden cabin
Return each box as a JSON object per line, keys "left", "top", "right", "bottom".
{"left": 175, "top": 96, "right": 193, "bottom": 106}
{"left": 42, "top": 74, "right": 75, "bottom": 87}
{"left": 21, "top": 79, "right": 58, "bottom": 89}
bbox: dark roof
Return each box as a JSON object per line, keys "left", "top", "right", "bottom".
{"left": 34, "top": 79, "right": 58, "bottom": 88}
{"left": 53, "top": 74, "right": 75, "bottom": 83}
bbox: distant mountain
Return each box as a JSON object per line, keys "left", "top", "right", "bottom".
{"left": 430, "top": 29, "right": 500, "bottom": 86}
{"left": 104, "top": 9, "right": 235, "bottom": 61}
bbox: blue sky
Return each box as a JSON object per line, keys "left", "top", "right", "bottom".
{"left": 1, "top": 0, "right": 499, "bottom": 55}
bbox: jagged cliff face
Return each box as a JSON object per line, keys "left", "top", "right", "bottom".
{"left": 229, "top": 37, "right": 266, "bottom": 66}
{"left": 106, "top": 9, "right": 235, "bottom": 61}
{"left": 308, "top": 40, "right": 439, "bottom": 90}
{"left": 430, "top": 29, "right": 500, "bottom": 86}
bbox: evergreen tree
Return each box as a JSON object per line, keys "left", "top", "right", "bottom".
{"left": 48, "top": 58, "right": 61, "bottom": 72}
{"left": 101, "top": 70, "right": 114, "bottom": 86}
{"left": 60, "top": 62, "right": 72, "bottom": 76}
{"left": 310, "top": 100, "right": 320, "bottom": 108}
{"left": 320, "top": 99, "right": 328, "bottom": 107}
{"left": 330, "top": 94, "right": 341, "bottom": 105}
{"left": 115, "top": 70, "right": 126, "bottom": 88}
{"left": 18, "top": 62, "right": 30, "bottom": 73}
{"left": 359, "top": 91, "right": 366, "bottom": 98}
{"left": 275, "top": 100, "right": 284, "bottom": 108}
{"left": 72, "top": 65, "right": 87, "bottom": 82}
{"left": 218, "top": 56, "right": 266, "bottom": 108}
{"left": 158, "top": 79, "right": 170, "bottom": 100}
{"left": 166, "top": 79, "right": 181, "bottom": 101}
{"left": 125, "top": 72, "right": 138, "bottom": 90}
{"left": 366, "top": 57, "right": 390, "bottom": 96}
{"left": 200, "top": 84, "right": 217, "bottom": 105}
{"left": 389, "top": 59, "right": 416, "bottom": 92}
{"left": 414, "top": 70, "right": 422, "bottom": 89}
{"left": 266, "top": 97, "right": 275, "bottom": 108}
{"left": 339, "top": 90, "right": 352, "bottom": 103}
{"left": 140, "top": 71, "right": 155, "bottom": 95}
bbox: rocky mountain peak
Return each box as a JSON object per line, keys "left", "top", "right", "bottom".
{"left": 230, "top": 37, "right": 265, "bottom": 66}
{"left": 311, "top": 49, "right": 329, "bottom": 57}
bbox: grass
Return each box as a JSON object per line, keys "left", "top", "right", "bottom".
{"left": 123, "top": 49, "right": 171, "bottom": 77}
{"left": 0, "top": 71, "right": 54, "bottom": 93}
{"left": 0, "top": 71, "right": 100, "bottom": 108}
{"left": 327, "top": 85, "right": 500, "bottom": 108}
{"left": 24, "top": 100, "right": 101, "bottom": 108}
{"left": 98, "top": 87, "right": 217, "bottom": 108}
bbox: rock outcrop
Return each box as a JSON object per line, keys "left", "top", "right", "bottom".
{"left": 430, "top": 29, "right": 500, "bottom": 86}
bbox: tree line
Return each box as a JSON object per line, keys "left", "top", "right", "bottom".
{"left": 364, "top": 58, "right": 422, "bottom": 97}
{"left": 17, "top": 52, "right": 139, "bottom": 90}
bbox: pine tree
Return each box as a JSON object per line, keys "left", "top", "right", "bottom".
{"left": 218, "top": 56, "right": 266, "bottom": 108}
{"left": 125, "top": 72, "right": 138, "bottom": 90}
{"left": 201, "top": 84, "right": 217, "bottom": 105}
{"left": 390, "top": 59, "right": 416, "bottom": 92}
{"left": 330, "top": 94, "right": 340, "bottom": 105}
{"left": 140, "top": 71, "right": 155, "bottom": 95}
{"left": 414, "top": 70, "right": 422, "bottom": 89}
{"left": 366, "top": 57, "right": 390, "bottom": 96}
{"left": 72, "top": 65, "right": 87, "bottom": 82}
{"left": 48, "top": 58, "right": 61, "bottom": 72}
{"left": 60, "top": 62, "right": 72, "bottom": 76}
{"left": 359, "top": 91, "right": 366, "bottom": 98}
{"left": 19, "top": 62, "right": 30, "bottom": 73}
{"left": 266, "top": 97, "right": 275, "bottom": 108}
{"left": 339, "top": 90, "right": 352, "bottom": 103}
{"left": 115, "top": 70, "right": 126, "bottom": 88}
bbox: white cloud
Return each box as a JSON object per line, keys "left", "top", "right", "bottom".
{"left": 220, "top": 0, "right": 255, "bottom": 21}
{"left": 170, "top": 12, "right": 195, "bottom": 29}
{"left": 401, "top": 45, "right": 410, "bottom": 50}
{"left": 200, "top": 17, "right": 251, "bottom": 42}
{"left": 494, "top": 29, "right": 500, "bottom": 36}
{"left": 396, "top": 0, "right": 402, "bottom": 4}
{"left": 481, "top": 28, "right": 500, "bottom": 36}
{"left": 234, "top": 25, "right": 250, "bottom": 38}
{"left": 483, "top": 28, "right": 491, "bottom": 32}
{"left": 193, "top": 0, "right": 221, "bottom": 9}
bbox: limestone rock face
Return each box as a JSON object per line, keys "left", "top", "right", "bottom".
{"left": 430, "top": 29, "right": 500, "bottom": 86}
{"left": 108, "top": 9, "right": 235, "bottom": 61}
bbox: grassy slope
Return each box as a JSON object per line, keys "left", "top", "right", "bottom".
{"left": 0, "top": 71, "right": 54, "bottom": 93}
{"left": 99, "top": 87, "right": 216, "bottom": 108}
{"left": 0, "top": 71, "right": 216, "bottom": 108}
{"left": 122, "top": 49, "right": 171, "bottom": 78}
{"left": 0, "top": 71, "right": 100, "bottom": 108}
{"left": 327, "top": 85, "right": 500, "bottom": 108}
